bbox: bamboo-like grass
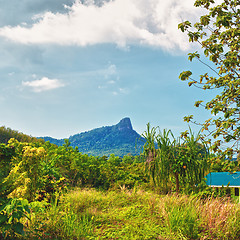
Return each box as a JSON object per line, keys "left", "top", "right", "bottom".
{"left": 142, "top": 124, "right": 210, "bottom": 194}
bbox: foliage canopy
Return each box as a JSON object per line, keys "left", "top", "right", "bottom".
{"left": 179, "top": 0, "right": 240, "bottom": 157}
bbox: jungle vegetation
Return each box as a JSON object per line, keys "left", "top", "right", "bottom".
{"left": 0, "top": 125, "right": 239, "bottom": 239}
{"left": 1, "top": 0, "right": 240, "bottom": 239}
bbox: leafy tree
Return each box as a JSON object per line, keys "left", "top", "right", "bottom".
{"left": 178, "top": 0, "right": 240, "bottom": 158}
{"left": 0, "top": 143, "right": 16, "bottom": 201}
{"left": 5, "top": 142, "right": 46, "bottom": 201}
{"left": 210, "top": 154, "right": 240, "bottom": 172}
{"left": 0, "top": 142, "right": 31, "bottom": 239}
{"left": 0, "top": 143, "right": 15, "bottom": 179}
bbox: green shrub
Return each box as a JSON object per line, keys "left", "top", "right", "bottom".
{"left": 0, "top": 198, "right": 30, "bottom": 239}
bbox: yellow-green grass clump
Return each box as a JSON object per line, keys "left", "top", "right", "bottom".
{"left": 25, "top": 188, "right": 240, "bottom": 240}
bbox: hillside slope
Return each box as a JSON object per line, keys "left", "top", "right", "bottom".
{"left": 0, "top": 126, "right": 44, "bottom": 144}
{"left": 41, "top": 118, "right": 145, "bottom": 156}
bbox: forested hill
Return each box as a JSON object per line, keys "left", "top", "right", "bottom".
{"left": 41, "top": 118, "right": 145, "bottom": 156}
{"left": 0, "top": 126, "right": 43, "bottom": 144}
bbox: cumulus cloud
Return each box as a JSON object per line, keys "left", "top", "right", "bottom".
{"left": 0, "top": 0, "right": 206, "bottom": 51}
{"left": 22, "top": 77, "right": 65, "bottom": 92}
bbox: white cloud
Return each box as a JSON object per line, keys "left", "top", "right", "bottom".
{"left": 97, "top": 63, "right": 128, "bottom": 95}
{"left": 111, "top": 87, "right": 128, "bottom": 95}
{"left": 104, "top": 64, "right": 117, "bottom": 79}
{"left": 98, "top": 85, "right": 106, "bottom": 89}
{"left": 0, "top": 0, "right": 206, "bottom": 51}
{"left": 22, "top": 77, "right": 65, "bottom": 92}
{"left": 119, "top": 88, "right": 128, "bottom": 94}
{"left": 107, "top": 80, "right": 116, "bottom": 84}
{"left": 112, "top": 91, "right": 118, "bottom": 96}
{"left": 99, "top": 63, "right": 120, "bottom": 88}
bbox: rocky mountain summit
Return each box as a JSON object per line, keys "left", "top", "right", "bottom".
{"left": 41, "top": 118, "right": 145, "bottom": 156}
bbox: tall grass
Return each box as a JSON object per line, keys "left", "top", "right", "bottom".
{"left": 24, "top": 188, "right": 240, "bottom": 239}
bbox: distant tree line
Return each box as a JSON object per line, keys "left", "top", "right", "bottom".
{"left": 0, "top": 126, "right": 44, "bottom": 144}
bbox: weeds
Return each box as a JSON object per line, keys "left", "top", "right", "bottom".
{"left": 23, "top": 188, "right": 240, "bottom": 240}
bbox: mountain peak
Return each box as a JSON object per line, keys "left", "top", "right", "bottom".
{"left": 41, "top": 117, "right": 145, "bottom": 156}
{"left": 117, "top": 117, "right": 133, "bottom": 131}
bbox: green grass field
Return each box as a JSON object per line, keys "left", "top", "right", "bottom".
{"left": 24, "top": 188, "right": 240, "bottom": 240}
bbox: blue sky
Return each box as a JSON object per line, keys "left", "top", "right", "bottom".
{"left": 0, "top": 0, "right": 218, "bottom": 139}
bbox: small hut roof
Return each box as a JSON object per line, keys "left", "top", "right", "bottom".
{"left": 206, "top": 172, "right": 240, "bottom": 187}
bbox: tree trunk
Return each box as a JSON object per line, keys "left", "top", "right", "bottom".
{"left": 174, "top": 172, "right": 180, "bottom": 194}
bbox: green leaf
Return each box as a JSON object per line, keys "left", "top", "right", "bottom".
{"left": 188, "top": 52, "right": 200, "bottom": 61}
{"left": 13, "top": 222, "right": 24, "bottom": 235}
{"left": 178, "top": 21, "right": 192, "bottom": 32}
{"left": 183, "top": 115, "right": 194, "bottom": 123}
{"left": 200, "top": 15, "right": 210, "bottom": 25}
{"left": 195, "top": 101, "right": 204, "bottom": 107}
{"left": 179, "top": 71, "right": 192, "bottom": 81}
{"left": 0, "top": 214, "right": 8, "bottom": 224}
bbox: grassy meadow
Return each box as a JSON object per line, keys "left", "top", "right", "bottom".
{"left": 22, "top": 188, "right": 240, "bottom": 240}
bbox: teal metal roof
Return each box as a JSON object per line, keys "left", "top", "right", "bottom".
{"left": 206, "top": 172, "right": 240, "bottom": 187}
